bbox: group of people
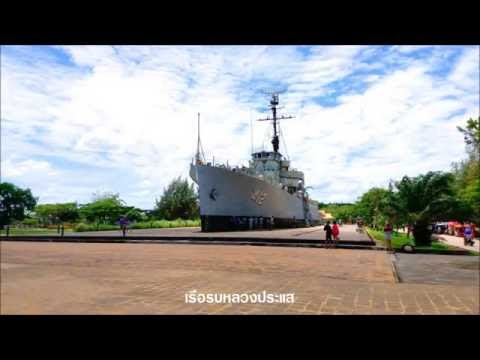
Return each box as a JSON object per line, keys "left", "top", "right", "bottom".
{"left": 323, "top": 219, "right": 395, "bottom": 252}
{"left": 323, "top": 220, "right": 340, "bottom": 248}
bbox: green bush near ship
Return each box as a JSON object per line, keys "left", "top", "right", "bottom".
{"left": 73, "top": 219, "right": 200, "bottom": 232}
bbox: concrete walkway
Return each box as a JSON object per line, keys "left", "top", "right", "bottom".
{"left": 397, "top": 228, "right": 479, "bottom": 253}
{"left": 434, "top": 233, "right": 479, "bottom": 253}
{"left": 71, "top": 224, "right": 371, "bottom": 242}
{"left": 394, "top": 253, "right": 479, "bottom": 285}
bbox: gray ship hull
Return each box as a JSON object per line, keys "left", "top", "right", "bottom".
{"left": 191, "top": 164, "right": 320, "bottom": 231}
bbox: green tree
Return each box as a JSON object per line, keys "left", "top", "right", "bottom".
{"left": 457, "top": 117, "right": 480, "bottom": 160}
{"left": 153, "top": 177, "right": 199, "bottom": 220}
{"left": 123, "top": 206, "right": 147, "bottom": 222}
{"left": 355, "top": 188, "right": 390, "bottom": 228}
{"left": 79, "top": 193, "right": 126, "bottom": 227}
{"left": 321, "top": 203, "right": 357, "bottom": 223}
{"left": 452, "top": 117, "right": 480, "bottom": 224}
{"left": 0, "top": 182, "right": 38, "bottom": 226}
{"left": 375, "top": 184, "right": 407, "bottom": 231}
{"left": 393, "top": 172, "right": 459, "bottom": 246}
{"left": 35, "top": 203, "right": 80, "bottom": 225}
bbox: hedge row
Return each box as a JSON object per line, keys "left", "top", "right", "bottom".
{"left": 73, "top": 219, "right": 200, "bottom": 232}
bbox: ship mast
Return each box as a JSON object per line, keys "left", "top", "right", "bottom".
{"left": 257, "top": 92, "right": 294, "bottom": 153}
{"left": 195, "top": 112, "right": 205, "bottom": 164}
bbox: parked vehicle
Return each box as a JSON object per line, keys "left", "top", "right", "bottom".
{"left": 434, "top": 222, "right": 448, "bottom": 234}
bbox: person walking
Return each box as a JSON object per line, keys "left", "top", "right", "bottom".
{"left": 384, "top": 222, "right": 394, "bottom": 252}
{"left": 119, "top": 215, "right": 129, "bottom": 237}
{"left": 464, "top": 223, "right": 474, "bottom": 246}
{"left": 332, "top": 220, "right": 340, "bottom": 247}
{"left": 324, "top": 221, "right": 333, "bottom": 248}
{"left": 356, "top": 218, "right": 364, "bottom": 233}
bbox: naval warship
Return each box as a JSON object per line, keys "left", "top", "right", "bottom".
{"left": 190, "top": 92, "right": 320, "bottom": 232}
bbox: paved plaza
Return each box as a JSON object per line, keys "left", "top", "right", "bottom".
{"left": 435, "top": 233, "right": 480, "bottom": 253}
{"left": 394, "top": 253, "right": 479, "bottom": 285}
{"left": 71, "top": 224, "right": 372, "bottom": 243}
{"left": 1, "top": 241, "right": 478, "bottom": 314}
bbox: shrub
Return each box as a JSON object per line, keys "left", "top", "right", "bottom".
{"left": 74, "top": 223, "right": 118, "bottom": 232}
{"left": 22, "top": 218, "right": 39, "bottom": 227}
{"left": 96, "top": 224, "right": 118, "bottom": 231}
{"left": 74, "top": 219, "right": 200, "bottom": 232}
{"left": 74, "top": 223, "right": 90, "bottom": 232}
{"left": 129, "top": 219, "right": 200, "bottom": 229}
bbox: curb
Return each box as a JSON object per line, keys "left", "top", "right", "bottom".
{"left": 0, "top": 236, "right": 379, "bottom": 250}
{"left": 389, "top": 253, "right": 401, "bottom": 283}
{"left": 365, "top": 229, "right": 380, "bottom": 246}
{"left": 0, "top": 235, "right": 375, "bottom": 246}
{"left": 394, "top": 248, "right": 473, "bottom": 255}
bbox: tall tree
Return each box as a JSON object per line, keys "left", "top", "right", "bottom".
{"left": 123, "top": 206, "right": 147, "bottom": 222}
{"left": 320, "top": 203, "right": 357, "bottom": 223}
{"left": 79, "top": 193, "right": 126, "bottom": 226}
{"left": 355, "top": 188, "right": 390, "bottom": 228}
{"left": 153, "top": 177, "right": 199, "bottom": 220}
{"left": 377, "top": 183, "right": 408, "bottom": 230}
{"left": 35, "top": 203, "right": 80, "bottom": 225}
{"left": 0, "top": 182, "right": 38, "bottom": 226}
{"left": 457, "top": 117, "right": 480, "bottom": 160}
{"left": 394, "top": 172, "right": 459, "bottom": 245}
{"left": 452, "top": 117, "right": 480, "bottom": 224}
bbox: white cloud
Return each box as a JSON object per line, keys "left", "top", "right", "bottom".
{"left": 448, "top": 46, "right": 480, "bottom": 92}
{"left": 1, "top": 45, "right": 478, "bottom": 207}
{"left": 391, "top": 45, "right": 432, "bottom": 53}
{"left": 4, "top": 159, "right": 57, "bottom": 178}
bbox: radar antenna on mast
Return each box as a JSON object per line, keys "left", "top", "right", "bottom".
{"left": 257, "top": 91, "right": 294, "bottom": 153}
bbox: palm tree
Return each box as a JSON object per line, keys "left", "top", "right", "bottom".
{"left": 393, "top": 172, "right": 458, "bottom": 246}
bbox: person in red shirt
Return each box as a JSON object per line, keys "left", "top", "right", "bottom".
{"left": 332, "top": 220, "right": 340, "bottom": 247}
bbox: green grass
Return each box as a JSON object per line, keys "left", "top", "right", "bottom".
{"left": 73, "top": 219, "right": 201, "bottom": 232}
{"left": 73, "top": 223, "right": 118, "bottom": 232}
{"left": 130, "top": 219, "right": 200, "bottom": 230}
{"left": 0, "top": 227, "right": 74, "bottom": 236}
{"left": 0, "top": 219, "right": 201, "bottom": 235}
{"left": 366, "top": 228, "right": 462, "bottom": 253}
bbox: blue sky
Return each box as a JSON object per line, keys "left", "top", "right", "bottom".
{"left": 1, "top": 45, "right": 479, "bottom": 208}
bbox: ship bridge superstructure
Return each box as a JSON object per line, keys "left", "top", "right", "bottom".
{"left": 247, "top": 150, "right": 304, "bottom": 194}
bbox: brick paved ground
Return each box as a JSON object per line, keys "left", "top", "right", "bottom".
{"left": 1, "top": 241, "right": 478, "bottom": 314}
{"left": 394, "top": 253, "right": 479, "bottom": 285}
